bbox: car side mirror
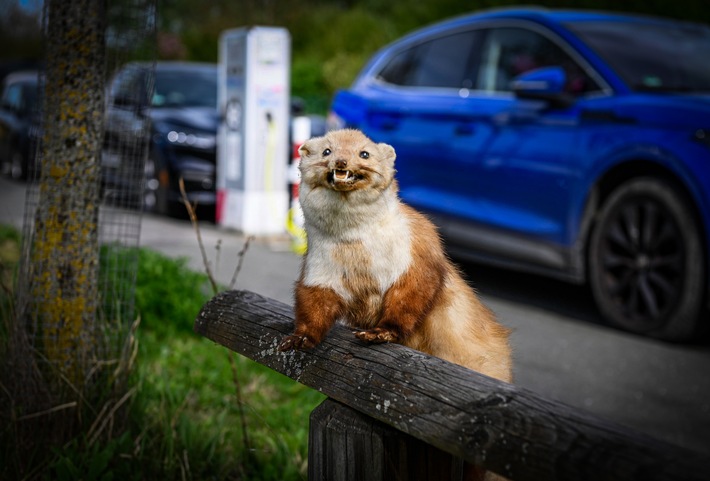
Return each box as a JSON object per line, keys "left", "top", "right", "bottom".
{"left": 511, "top": 66, "right": 574, "bottom": 109}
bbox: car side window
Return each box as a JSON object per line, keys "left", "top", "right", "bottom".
{"left": 377, "top": 29, "right": 482, "bottom": 89}
{"left": 2, "top": 84, "right": 22, "bottom": 111}
{"left": 478, "top": 27, "right": 599, "bottom": 94}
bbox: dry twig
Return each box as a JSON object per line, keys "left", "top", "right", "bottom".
{"left": 16, "top": 402, "right": 78, "bottom": 422}
{"left": 87, "top": 386, "right": 137, "bottom": 446}
{"left": 178, "top": 177, "right": 218, "bottom": 294}
{"left": 228, "top": 351, "right": 251, "bottom": 453}
{"left": 177, "top": 176, "right": 254, "bottom": 465}
{"left": 229, "top": 235, "right": 253, "bottom": 290}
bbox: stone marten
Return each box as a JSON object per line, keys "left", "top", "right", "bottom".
{"left": 279, "top": 129, "right": 512, "bottom": 385}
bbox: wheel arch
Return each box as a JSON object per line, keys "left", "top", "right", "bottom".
{"left": 577, "top": 158, "right": 709, "bottom": 310}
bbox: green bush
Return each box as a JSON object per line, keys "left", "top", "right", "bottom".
{"left": 134, "top": 248, "right": 212, "bottom": 337}
{"left": 292, "top": 56, "right": 331, "bottom": 114}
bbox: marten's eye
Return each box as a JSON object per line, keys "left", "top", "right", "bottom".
{"left": 322, "top": 148, "right": 332, "bottom": 157}
{"left": 359, "top": 151, "right": 370, "bottom": 159}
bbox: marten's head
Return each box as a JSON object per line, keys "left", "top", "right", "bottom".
{"left": 298, "top": 129, "right": 396, "bottom": 194}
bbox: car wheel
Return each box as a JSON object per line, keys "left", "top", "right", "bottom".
{"left": 588, "top": 177, "right": 706, "bottom": 341}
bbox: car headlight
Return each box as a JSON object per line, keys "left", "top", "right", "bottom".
{"left": 166, "top": 130, "right": 217, "bottom": 150}
{"left": 162, "top": 128, "right": 216, "bottom": 150}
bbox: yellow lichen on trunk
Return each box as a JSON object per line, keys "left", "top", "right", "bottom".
{"left": 29, "top": 0, "right": 105, "bottom": 389}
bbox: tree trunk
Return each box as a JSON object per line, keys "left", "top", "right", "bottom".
{"left": 29, "top": 0, "right": 106, "bottom": 389}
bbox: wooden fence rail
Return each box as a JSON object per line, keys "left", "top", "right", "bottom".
{"left": 195, "top": 290, "right": 710, "bottom": 481}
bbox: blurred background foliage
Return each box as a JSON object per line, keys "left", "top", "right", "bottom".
{"left": 1, "top": 0, "right": 707, "bottom": 113}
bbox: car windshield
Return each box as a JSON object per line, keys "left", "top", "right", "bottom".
{"left": 152, "top": 69, "right": 217, "bottom": 108}
{"left": 565, "top": 20, "right": 710, "bottom": 93}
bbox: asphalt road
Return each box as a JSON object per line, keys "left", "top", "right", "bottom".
{"left": 1, "top": 177, "right": 708, "bottom": 459}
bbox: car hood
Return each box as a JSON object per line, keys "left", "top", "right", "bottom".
{"left": 150, "top": 106, "right": 219, "bottom": 132}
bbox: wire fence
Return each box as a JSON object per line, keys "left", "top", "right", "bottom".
{"left": 4, "top": 0, "right": 157, "bottom": 456}
{"left": 20, "top": 0, "right": 155, "bottom": 355}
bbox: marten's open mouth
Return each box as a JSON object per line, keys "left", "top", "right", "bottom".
{"left": 328, "top": 169, "right": 358, "bottom": 184}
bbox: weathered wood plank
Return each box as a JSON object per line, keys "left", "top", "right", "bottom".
{"left": 195, "top": 290, "right": 710, "bottom": 481}
{"left": 309, "top": 398, "right": 467, "bottom": 481}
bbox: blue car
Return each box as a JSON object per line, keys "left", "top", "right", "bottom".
{"left": 329, "top": 8, "right": 710, "bottom": 341}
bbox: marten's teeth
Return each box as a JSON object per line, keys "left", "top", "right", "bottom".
{"left": 333, "top": 169, "right": 352, "bottom": 181}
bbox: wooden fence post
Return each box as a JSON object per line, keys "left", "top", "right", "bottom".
{"left": 309, "top": 398, "right": 467, "bottom": 481}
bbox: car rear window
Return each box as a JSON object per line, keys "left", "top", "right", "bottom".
{"left": 565, "top": 20, "right": 710, "bottom": 93}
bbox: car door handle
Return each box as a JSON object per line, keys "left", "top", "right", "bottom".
{"left": 370, "top": 113, "right": 400, "bottom": 131}
{"left": 379, "top": 120, "right": 399, "bottom": 131}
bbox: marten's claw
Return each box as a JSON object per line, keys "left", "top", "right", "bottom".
{"left": 278, "top": 334, "right": 317, "bottom": 351}
{"left": 355, "top": 328, "right": 398, "bottom": 344}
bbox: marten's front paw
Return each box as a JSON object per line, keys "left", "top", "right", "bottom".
{"left": 354, "top": 328, "right": 398, "bottom": 344}
{"left": 278, "top": 334, "right": 318, "bottom": 351}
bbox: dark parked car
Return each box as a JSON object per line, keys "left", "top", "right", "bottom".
{"left": 104, "top": 61, "right": 218, "bottom": 215}
{"left": 329, "top": 8, "right": 710, "bottom": 341}
{"left": 0, "top": 70, "right": 40, "bottom": 180}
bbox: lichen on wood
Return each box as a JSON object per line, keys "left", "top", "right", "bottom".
{"left": 29, "top": 0, "right": 106, "bottom": 389}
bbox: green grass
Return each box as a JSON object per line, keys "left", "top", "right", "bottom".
{"left": 126, "top": 248, "right": 325, "bottom": 479}
{"left": 0, "top": 225, "right": 325, "bottom": 480}
{"left": 0, "top": 224, "right": 20, "bottom": 328}
{"left": 129, "top": 332, "right": 323, "bottom": 480}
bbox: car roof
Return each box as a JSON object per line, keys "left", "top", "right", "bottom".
{"left": 154, "top": 61, "right": 217, "bottom": 72}
{"left": 426, "top": 6, "right": 698, "bottom": 31}
{"left": 120, "top": 61, "right": 217, "bottom": 72}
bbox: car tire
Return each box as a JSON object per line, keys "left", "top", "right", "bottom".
{"left": 588, "top": 177, "right": 706, "bottom": 341}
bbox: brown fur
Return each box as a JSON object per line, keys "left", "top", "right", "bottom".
{"left": 279, "top": 129, "right": 512, "bottom": 385}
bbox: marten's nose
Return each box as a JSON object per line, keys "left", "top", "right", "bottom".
{"left": 335, "top": 159, "right": 347, "bottom": 169}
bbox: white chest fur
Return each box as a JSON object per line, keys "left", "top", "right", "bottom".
{"left": 300, "top": 185, "right": 412, "bottom": 300}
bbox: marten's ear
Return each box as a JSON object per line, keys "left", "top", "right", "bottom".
{"left": 299, "top": 137, "right": 322, "bottom": 159}
{"left": 377, "top": 143, "right": 396, "bottom": 163}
